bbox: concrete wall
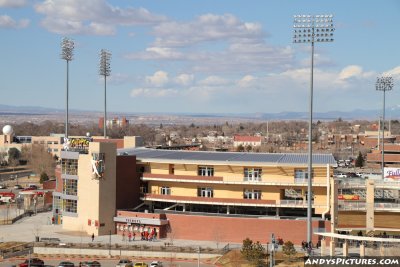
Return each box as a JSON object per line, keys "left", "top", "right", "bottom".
{"left": 34, "top": 246, "right": 218, "bottom": 259}
{"left": 63, "top": 142, "right": 117, "bottom": 236}
{"left": 124, "top": 136, "right": 144, "bottom": 148}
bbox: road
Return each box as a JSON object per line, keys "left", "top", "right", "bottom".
{"left": 0, "top": 258, "right": 215, "bottom": 267}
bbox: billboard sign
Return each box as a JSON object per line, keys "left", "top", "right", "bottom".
{"left": 384, "top": 167, "right": 400, "bottom": 182}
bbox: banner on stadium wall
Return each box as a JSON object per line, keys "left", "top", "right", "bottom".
{"left": 338, "top": 194, "right": 360, "bottom": 201}
{"left": 384, "top": 168, "right": 400, "bottom": 182}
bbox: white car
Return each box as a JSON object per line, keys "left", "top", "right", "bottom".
{"left": 150, "top": 261, "right": 162, "bottom": 267}
{"left": 116, "top": 259, "right": 133, "bottom": 267}
{"left": 335, "top": 173, "right": 347, "bottom": 178}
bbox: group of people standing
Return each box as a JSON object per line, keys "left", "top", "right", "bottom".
{"left": 122, "top": 227, "right": 157, "bottom": 242}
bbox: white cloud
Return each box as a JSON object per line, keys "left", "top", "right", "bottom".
{"left": 174, "top": 74, "right": 194, "bottom": 86}
{"left": 152, "top": 13, "right": 263, "bottom": 47}
{"left": 237, "top": 75, "right": 257, "bottom": 88}
{"left": 145, "top": 71, "right": 169, "bottom": 87}
{"left": 34, "top": 0, "right": 166, "bottom": 35}
{"left": 0, "top": 0, "right": 27, "bottom": 8}
{"left": 130, "top": 88, "right": 177, "bottom": 97}
{"left": 126, "top": 47, "right": 184, "bottom": 60}
{"left": 199, "top": 76, "right": 228, "bottom": 86}
{"left": 0, "top": 15, "right": 29, "bottom": 29}
{"left": 383, "top": 66, "right": 400, "bottom": 78}
{"left": 338, "top": 65, "right": 363, "bottom": 80}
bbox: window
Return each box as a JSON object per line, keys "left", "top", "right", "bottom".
{"left": 294, "top": 169, "right": 313, "bottom": 179}
{"left": 244, "top": 168, "right": 262, "bottom": 181}
{"left": 61, "top": 159, "right": 78, "bottom": 175}
{"left": 160, "top": 186, "right": 171, "bottom": 195}
{"left": 243, "top": 189, "right": 262, "bottom": 200}
{"left": 197, "top": 187, "right": 213, "bottom": 198}
{"left": 198, "top": 166, "right": 214, "bottom": 176}
{"left": 63, "top": 179, "right": 77, "bottom": 196}
{"left": 63, "top": 199, "right": 77, "bottom": 213}
{"left": 169, "top": 164, "right": 174, "bottom": 174}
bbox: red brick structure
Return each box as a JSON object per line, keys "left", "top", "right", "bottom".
{"left": 115, "top": 210, "right": 330, "bottom": 245}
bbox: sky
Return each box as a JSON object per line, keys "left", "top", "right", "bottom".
{"left": 0, "top": 0, "right": 400, "bottom": 115}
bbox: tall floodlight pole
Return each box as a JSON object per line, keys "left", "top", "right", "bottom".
{"left": 61, "top": 37, "right": 74, "bottom": 139}
{"left": 293, "top": 14, "right": 335, "bottom": 244}
{"left": 376, "top": 77, "right": 394, "bottom": 179}
{"left": 99, "top": 49, "right": 111, "bottom": 138}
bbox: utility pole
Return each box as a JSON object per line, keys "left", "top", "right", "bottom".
{"left": 270, "top": 233, "right": 276, "bottom": 267}
{"left": 109, "top": 230, "right": 112, "bottom": 257}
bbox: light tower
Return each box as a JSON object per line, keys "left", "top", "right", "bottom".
{"left": 99, "top": 49, "right": 111, "bottom": 138}
{"left": 61, "top": 37, "right": 74, "bottom": 139}
{"left": 293, "top": 14, "right": 335, "bottom": 244}
{"left": 376, "top": 76, "right": 394, "bottom": 179}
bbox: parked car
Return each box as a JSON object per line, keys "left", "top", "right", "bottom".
{"left": 0, "top": 184, "right": 7, "bottom": 189}
{"left": 28, "top": 184, "right": 38, "bottom": 189}
{"left": 116, "top": 259, "right": 133, "bottom": 267}
{"left": 134, "top": 263, "right": 148, "bottom": 267}
{"left": 80, "top": 261, "right": 101, "bottom": 267}
{"left": 19, "top": 258, "right": 44, "bottom": 267}
{"left": 13, "top": 184, "right": 23, "bottom": 189}
{"left": 150, "top": 261, "right": 163, "bottom": 267}
{"left": 335, "top": 173, "right": 347, "bottom": 178}
{"left": 58, "top": 261, "right": 75, "bottom": 267}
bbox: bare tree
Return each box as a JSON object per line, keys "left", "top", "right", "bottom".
{"left": 25, "top": 144, "right": 56, "bottom": 178}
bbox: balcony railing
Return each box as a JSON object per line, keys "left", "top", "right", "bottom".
{"left": 338, "top": 201, "right": 400, "bottom": 211}
{"left": 142, "top": 173, "right": 223, "bottom": 182}
{"left": 142, "top": 173, "right": 326, "bottom": 186}
{"left": 142, "top": 193, "right": 326, "bottom": 208}
{"left": 142, "top": 193, "right": 276, "bottom": 207}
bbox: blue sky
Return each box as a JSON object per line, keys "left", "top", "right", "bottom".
{"left": 0, "top": 0, "right": 399, "bottom": 115}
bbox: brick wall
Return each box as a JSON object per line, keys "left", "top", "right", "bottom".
{"left": 165, "top": 213, "right": 329, "bottom": 245}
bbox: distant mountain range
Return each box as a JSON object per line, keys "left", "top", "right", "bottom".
{"left": 1, "top": 103, "right": 400, "bottom": 121}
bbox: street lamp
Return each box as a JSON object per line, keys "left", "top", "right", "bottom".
{"left": 293, "top": 14, "right": 335, "bottom": 244}
{"left": 99, "top": 49, "right": 112, "bottom": 139}
{"left": 61, "top": 37, "right": 75, "bottom": 139}
{"left": 376, "top": 76, "right": 394, "bottom": 179}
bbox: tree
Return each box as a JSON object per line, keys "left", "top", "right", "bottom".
{"left": 26, "top": 145, "right": 56, "bottom": 178}
{"left": 355, "top": 151, "right": 364, "bottom": 168}
{"left": 8, "top": 147, "right": 21, "bottom": 164}
{"left": 245, "top": 145, "right": 252, "bottom": 152}
{"left": 236, "top": 144, "right": 244, "bottom": 152}
{"left": 40, "top": 172, "right": 49, "bottom": 183}
{"left": 0, "top": 149, "right": 8, "bottom": 166}
{"left": 282, "top": 241, "right": 297, "bottom": 261}
{"left": 241, "top": 238, "right": 266, "bottom": 265}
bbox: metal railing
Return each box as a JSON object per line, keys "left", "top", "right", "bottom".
{"left": 338, "top": 201, "right": 400, "bottom": 211}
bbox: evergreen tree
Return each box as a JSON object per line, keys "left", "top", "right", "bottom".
{"left": 355, "top": 151, "right": 364, "bottom": 167}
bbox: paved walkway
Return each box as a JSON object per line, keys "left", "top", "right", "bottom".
{"left": 0, "top": 211, "right": 374, "bottom": 256}
{"left": 0, "top": 211, "right": 229, "bottom": 249}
